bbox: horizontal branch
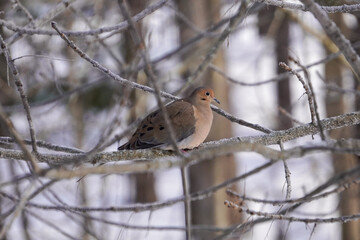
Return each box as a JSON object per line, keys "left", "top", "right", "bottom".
{"left": 207, "top": 111, "right": 360, "bottom": 146}
{"left": 1, "top": 112, "right": 359, "bottom": 179}
{"left": 1, "top": 111, "right": 358, "bottom": 162}
{"left": 253, "top": 0, "right": 360, "bottom": 13}
{"left": 225, "top": 200, "right": 360, "bottom": 224}
{"left": 0, "top": 137, "right": 83, "bottom": 154}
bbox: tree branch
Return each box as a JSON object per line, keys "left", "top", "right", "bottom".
{"left": 253, "top": 0, "right": 360, "bottom": 13}
{"left": 301, "top": 0, "right": 360, "bottom": 82}
{"left": 0, "top": 0, "right": 168, "bottom": 37}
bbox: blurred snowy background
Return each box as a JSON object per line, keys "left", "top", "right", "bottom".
{"left": 0, "top": 0, "right": 359, "bottom": 239}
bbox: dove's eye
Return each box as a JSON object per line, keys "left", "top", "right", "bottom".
{"left": 205, "top": 92, "right": 210, "bottom": 96}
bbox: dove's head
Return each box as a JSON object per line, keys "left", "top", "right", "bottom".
{"left": 189, "top": 87, "right": 220, "bottom": 107}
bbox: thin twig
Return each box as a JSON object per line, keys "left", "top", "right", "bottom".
{"left": 279, "top": 141, "right": 291, "bottom": 199}
{"left": 308, "top": 224, "right": 317, "bottom": 240}
{"left": 289, "top": 57, "right": 326, "bottom": 140}
{"left": 0, "top": 137, "right": 83, "bottom": 154}
{"left": 278, "top": 106, "right": 304, "bottom": 125}
{"left": 181, "top": 167, "right": 192, "bottom": 240}
{"left": 279, "top": 62, "right": 316, "bottom": 125}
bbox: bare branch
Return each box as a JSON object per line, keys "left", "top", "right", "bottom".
{"left": 279, "top": 62, "right": 316, "bottom": 125}
{"left": 1, "top": 0, "right": 76, "bottom": 52}
{"left": 224, "top": 200, "right": 360, "bottom": 224}
{"left": 0, "top": 0, "right": 168, "bottom": 37}
{"left": 253, "top": 0, "right": 360, "bottom": 13}
{"left": 0, "top": 137, "right": 83, "bottom": 154}
{"left": 279, "top": 141, "right": 292, "bottom": 199}
{"left": 1, "top": 111, "right": 358, "bottom": 168}
{"left": 301, "top": 0, "right": 360, "bottom": 82}
{"left": 0, "top": 105, "right": 39, "bottom": 172}
{"left": 289, "top": 57, "right": 326, "bottom": 140}
{"left": 0, "top": 184, "right": 34, "bottom": 238}
{"left": 0, "top": 35, "right": 38, "bottom": 155}
{"left": 227, "top": 179, "right": 360, "bottom": 206}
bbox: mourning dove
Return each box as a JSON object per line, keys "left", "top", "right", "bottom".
{"left": 118, "top": 87, "right": 220, "bottom": 150}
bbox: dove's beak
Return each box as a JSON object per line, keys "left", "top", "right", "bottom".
{"left": 213, "top": 97, "right": 220, "bottom": 104}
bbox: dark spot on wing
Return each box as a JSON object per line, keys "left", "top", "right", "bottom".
{"left": 142, "top": 124, "right": 148, "bottom": 129}
{"left": 147, "top": 127, "right": 154, "bottom": 131}
{"left": 159, "top": 126, "right": 165, "bottom": 130}
{"left": 140, "top": 133, "right": 145, "bottom": 137}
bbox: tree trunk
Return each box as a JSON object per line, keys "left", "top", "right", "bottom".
{"left": 258, "top": 8, "right": 292, "bottom": 130}
{"left": 325, "top": 13, "right": 360, "bottom": 240}
{"left": 275, "top": 12, "right": 292, "bottom": 130}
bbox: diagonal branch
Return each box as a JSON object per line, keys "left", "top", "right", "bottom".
{"left": 301, "top": 0, "right": 360, "bottom": 82}
{"left": 0, "top": 36, "right": 39, "bottom": 172}
{"left": 0, "top": 35, "right": 38, "bottom": 154}
{"left": 0, "top": 105, "right": 39, "bottom": 172}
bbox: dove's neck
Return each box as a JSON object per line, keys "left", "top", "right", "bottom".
{"left": 188, "top": 97, "right": 211, "bottom": 110}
